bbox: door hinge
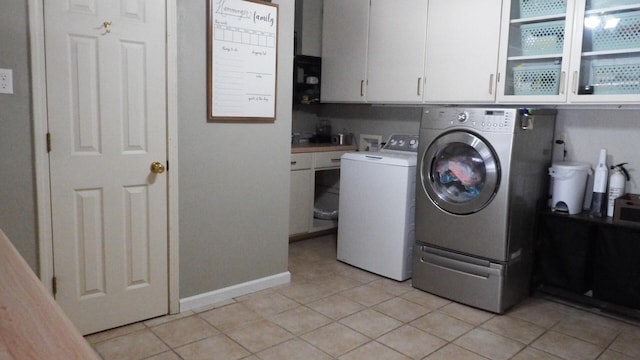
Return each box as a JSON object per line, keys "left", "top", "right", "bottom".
{"left": 46, "top": 132, "right": 51, "bottom": 153}
{"left": 52, "top": 276, "right": 57, "bottom": 297}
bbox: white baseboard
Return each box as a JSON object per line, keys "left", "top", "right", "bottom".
{"left": 179, "top": 271, "right": 291, "bottom": 312}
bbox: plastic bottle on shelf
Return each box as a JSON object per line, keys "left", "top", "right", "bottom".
{"left": 607, "top": 163, "right": 630, "bottom": 217}
{"left": 589, "top": 149, "right": 608, "bottom": 218}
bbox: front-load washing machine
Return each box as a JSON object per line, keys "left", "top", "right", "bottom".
{"left": 412, "top": 107, "right": 556, "bottom": 313}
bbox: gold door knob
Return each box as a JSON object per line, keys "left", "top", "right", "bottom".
{"left": 101, "top": 21, "right": 112, "bottom": 35}
{"left": 150, "top": 161, "right": 165, "bottom": 174}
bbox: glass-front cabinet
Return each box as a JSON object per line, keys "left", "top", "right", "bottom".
{"left": 498, "top": 0, "right": 640, "bottom": 103}
{"left": 498, "top": 0, "right": 576, "bottom": 103}
{"left": 569, "top": 0, "right": 640, "bottom": 102}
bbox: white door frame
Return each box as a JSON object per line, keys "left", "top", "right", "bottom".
{"left": 28, "top": 0, "right": 180, "bottom": 315}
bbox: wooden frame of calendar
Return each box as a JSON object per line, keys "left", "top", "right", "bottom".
{"left": 207, "top": 0, "right": 278, "bottom": 122}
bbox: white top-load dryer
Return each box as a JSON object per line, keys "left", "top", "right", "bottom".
{"left": 337, "top": 134, "right": 418, "bottom": 281}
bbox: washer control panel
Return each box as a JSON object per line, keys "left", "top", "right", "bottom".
{"left": 423, "top": 108, "right": 518, "bottom": 133}
{"left": 382, "top": 134, "right": 420, "bottom": 153}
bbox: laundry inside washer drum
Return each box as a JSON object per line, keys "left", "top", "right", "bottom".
{"left": 435, "top": 156, "right": 486, "bottom": 200}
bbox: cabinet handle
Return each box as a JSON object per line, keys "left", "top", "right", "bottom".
{"left": 290, "top": 161, "right": 297, "bottom": 165}
{"left": 360, "top": 80, "right": 365, "bottom": 97}
{"left": 572, "top": 71, "right": 578, "bottom": 94}
{"left": 488, "top": 74, "right": 494, "bottom": 95}
{"left": 559, "top": 71, "right": 566, "bottom": 95}
{"left": 417, "top": 77, "right": 422, "bottom": 96}
{"left": 331, "top": 158, "right": 341, "bottom": 162}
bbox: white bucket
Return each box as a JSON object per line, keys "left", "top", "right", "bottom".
{"left": 549, "top": 161, "right": 592, "bottom": 214}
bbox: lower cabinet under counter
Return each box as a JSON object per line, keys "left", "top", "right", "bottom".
{"left": 535, "top": 210, "right": 640, "bottom": 320}
{"left": 289, "top": 148, "right": 352, "bottom": 240}
{"left": 289, "top": 153, "right": 314, "bottom": 236}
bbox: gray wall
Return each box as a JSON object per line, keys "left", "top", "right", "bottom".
{"left": 177, "top": 0, "right": 293, "bottom": 297}
{"left": 0, "top": 0, "right": 38, "bottom": 271}
{"left": 0, "top": 0, "right": 293, "bottom": 300}
{"left": 292, "top": 105, "right": 422, "bottom": 143}
{"left": 293, "top": 106, "right": 640, "bottom": 195}
{"left": 556, "top": 108, "right": 640, "bottom": 194}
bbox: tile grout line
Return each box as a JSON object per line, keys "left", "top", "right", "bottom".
{"left": 89, "top": 235, "right": 640, "bottom": 360}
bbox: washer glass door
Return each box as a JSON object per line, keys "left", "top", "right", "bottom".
{"left": 421, "top": 131, "right": 500, "bottom": 214}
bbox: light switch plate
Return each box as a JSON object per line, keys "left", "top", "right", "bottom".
{"left": 0, "top": 68, "right": 14, "bottom": 94}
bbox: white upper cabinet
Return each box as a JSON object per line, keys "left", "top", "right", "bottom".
{"left": 366, "top": 0, "right": 428, "bottom": 103}
{"left": 567, "top": 0, "right": 640, "bottom": 103}
{"left": 295, "top": 0, "right": 324, "bottom": 57}
{"left": 321, "top": 0, "right": 370, "bottom": 103}
{"left": 321, "top": 0, "right": 428, "bottom": 103}
{"left": 321, "top": 0, "right": 640, "bottom": 104}
{"left": 424, "top": 0, "right": 503, "bottom": 103}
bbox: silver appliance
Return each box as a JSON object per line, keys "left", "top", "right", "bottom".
{"left": 412, "top": 107, "right": 556, "bottom": 313}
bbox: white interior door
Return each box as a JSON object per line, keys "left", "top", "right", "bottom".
{"left": 45, "top": 0, "right": 168, "bottom": 335}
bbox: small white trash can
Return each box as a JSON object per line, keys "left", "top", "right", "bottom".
{"left": 549, "top": 161, "right": 592, "bottom": 214}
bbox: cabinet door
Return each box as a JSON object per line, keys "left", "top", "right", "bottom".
{"left": 496, "top": 0, "right": 576, "bottom": 103}
{"left": 567, "top": 0, "right": 640, "bottom": 103}
{"left": 321, "top": 0, "right": 370, "bottom": 103}
{"left": 424, "top": 0, "right": 502, "bottom": 103}
{"left": 366, "top": 0, "right": 428, "bottom": 103}
{"left": 289, "top": 169, "right": 314, "bottom": 235}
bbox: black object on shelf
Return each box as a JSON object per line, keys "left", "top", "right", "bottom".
{"left": 578, "top": 85, "right": 594, "bottom": 95}
{"left": 293, "top": 55, "right": 321, "bottom": 105}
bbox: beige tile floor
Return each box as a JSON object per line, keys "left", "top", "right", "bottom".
{"left": 86, "top": 234, "right": 640, "bottom": 360}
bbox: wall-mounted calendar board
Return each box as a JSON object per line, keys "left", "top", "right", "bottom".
{"left": 207, "top": 0, "right": 278, "bottom": 122}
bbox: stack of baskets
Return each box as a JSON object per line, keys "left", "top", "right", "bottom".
{"left": 513, "top": 63, "right": 562, "bottom": 95}
{"left": 519, "top": 0, "right": 566, "bottom": 18}
{"left": 520, "top": 20, "right": 566, "bottom": 56}
{"left": 589, "top": 10, "right": 640, "bottom": 94}
{"left": 514, "top": 0, "right": 640, "bottom": 95}
{"left": 590, "top": 0, "right": 638, "bottom": 9}
{"left": 514, "top": 0, "right": 567, "bottom": 95}
{"left": 591, "top": 10, "right": 640, "bottom": 52}
{"left": 591, "top": 59, "right": 640, "bottom": 94}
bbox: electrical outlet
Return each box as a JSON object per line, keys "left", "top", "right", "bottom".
{"left": 0, "top": 68, "right": 14, "bottom": 94}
